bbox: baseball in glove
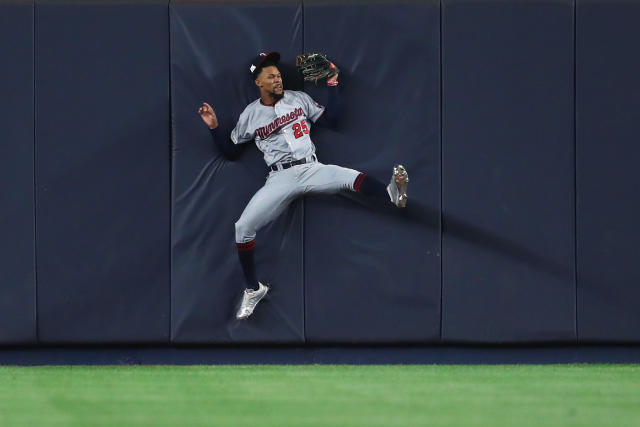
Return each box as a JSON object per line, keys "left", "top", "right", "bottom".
{"left": 296, "top": 53, "right": 339, "bottom": 84}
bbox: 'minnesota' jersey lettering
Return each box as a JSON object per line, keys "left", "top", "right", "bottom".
{"left": 231, "top": 90, "right": 325, "bottom": 166}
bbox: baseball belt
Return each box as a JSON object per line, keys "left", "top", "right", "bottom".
{"left": 270, "top": 155, "right": 317, "bottom": 172}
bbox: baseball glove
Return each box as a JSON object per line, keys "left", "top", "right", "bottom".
{"left": 296, "top": 53, "right": 339, "bottom": 84}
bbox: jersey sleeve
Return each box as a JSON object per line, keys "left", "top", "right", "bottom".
{"left": 297, "top": 91, "right": 326, "bottom": 123}
{"left": 230, "top": 109, "right": 255, "bottom": 145}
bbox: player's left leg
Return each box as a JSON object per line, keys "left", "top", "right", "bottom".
{"left": 301, "top": 162, "right": 408, "bottom": 207}
{"left": 356, "top": 166, "right": 409, "bottom": 207}
{"left": 298, "top": 163, "right": 360, "bottom": 194}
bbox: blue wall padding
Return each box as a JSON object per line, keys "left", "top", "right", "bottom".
{"left": 0, "top": 1, "right": 37, "bottom": 344}
{"left": 302, "top": 0, "right": 442, "bottom": 343}
{"left": 169, "top": 1, "right": 306, "bottom": 343}
{"left": 441, "top": 0, "right": 576, "bottom": 343}
{"left": 576, "top": 0, "right": 640, "bottom": 342}
{"left": 34, "top": 1, "right": 171, "bottom": 343}
{"left": 0, "top": 0, "right": 637, "bottom": 346}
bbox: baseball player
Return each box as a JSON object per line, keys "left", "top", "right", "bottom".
{"left": 198, "top": 52, "right": 409, "bottom": 320}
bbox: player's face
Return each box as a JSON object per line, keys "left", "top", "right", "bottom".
{"left": 255, "top": 66, "right": 284, "bottom": 97}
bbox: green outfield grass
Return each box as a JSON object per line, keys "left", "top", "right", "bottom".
{"left": 0, "top": 364, "right": 639, "bottom": 426}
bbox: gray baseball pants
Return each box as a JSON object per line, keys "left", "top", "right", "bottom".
{"left": 235, "top": 161, "right": 361, "bottom": 243}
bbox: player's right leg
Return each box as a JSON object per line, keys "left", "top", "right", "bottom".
{"left": 234, "top": 171, "right": 300, "bottom": 319}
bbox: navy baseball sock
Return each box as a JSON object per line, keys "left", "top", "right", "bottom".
{"left": 237, "top": 241, "right": 258, "bottom": 290}
{"left": 355, "top": 173, "right": 389, "bottom": 202}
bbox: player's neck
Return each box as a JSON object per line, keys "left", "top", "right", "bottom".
{"left": 260, "top": 92, "right": 281, "bottom": 106}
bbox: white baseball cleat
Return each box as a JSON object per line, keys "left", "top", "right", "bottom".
{"left": 387, "top": 164, "right": 409, "bottom": 208}
{"left": 236, "top": 282, "right": 270, "bottom": 320}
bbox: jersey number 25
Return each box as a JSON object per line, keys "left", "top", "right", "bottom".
{"left": 292, "top": 120, "right": 309, "bottom": 139}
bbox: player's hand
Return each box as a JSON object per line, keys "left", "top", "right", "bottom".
{"left": 327, "top": 62, "right": 339, "bottom": 86}
{"left": 198, "top": 102, "right": 219, "bottom": 129}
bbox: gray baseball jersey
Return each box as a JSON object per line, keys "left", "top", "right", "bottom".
{"left": 231, "top": 90, "right": 325, "bottom": 166}
{"left": 231, "top": 90, "right": 362, "bottom": 244}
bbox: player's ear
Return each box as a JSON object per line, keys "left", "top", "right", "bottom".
{"left": 254, "top": 78, "right": 261, "bottom": 88}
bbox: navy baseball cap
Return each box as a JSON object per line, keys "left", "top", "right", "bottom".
{"left": 250, "top": 51, "right": 280, "bottom": 77}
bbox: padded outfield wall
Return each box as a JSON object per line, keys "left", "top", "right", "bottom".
{"left": 0, "top": 0, "right": 638, "bottom": 345}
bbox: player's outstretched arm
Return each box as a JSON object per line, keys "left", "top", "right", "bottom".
{"left": 314, "top": 81, "right": 342, "bottom": 127}
{"left": 197, "top": 102, "right": 244, "bottom": 160}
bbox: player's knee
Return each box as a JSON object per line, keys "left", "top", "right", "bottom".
{"left": 235, "top": 219, "right": 256, "bottom": 243}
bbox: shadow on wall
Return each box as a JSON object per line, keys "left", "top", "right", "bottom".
{"left": 335, "top": 191, "right": 573, "bottom": 283}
